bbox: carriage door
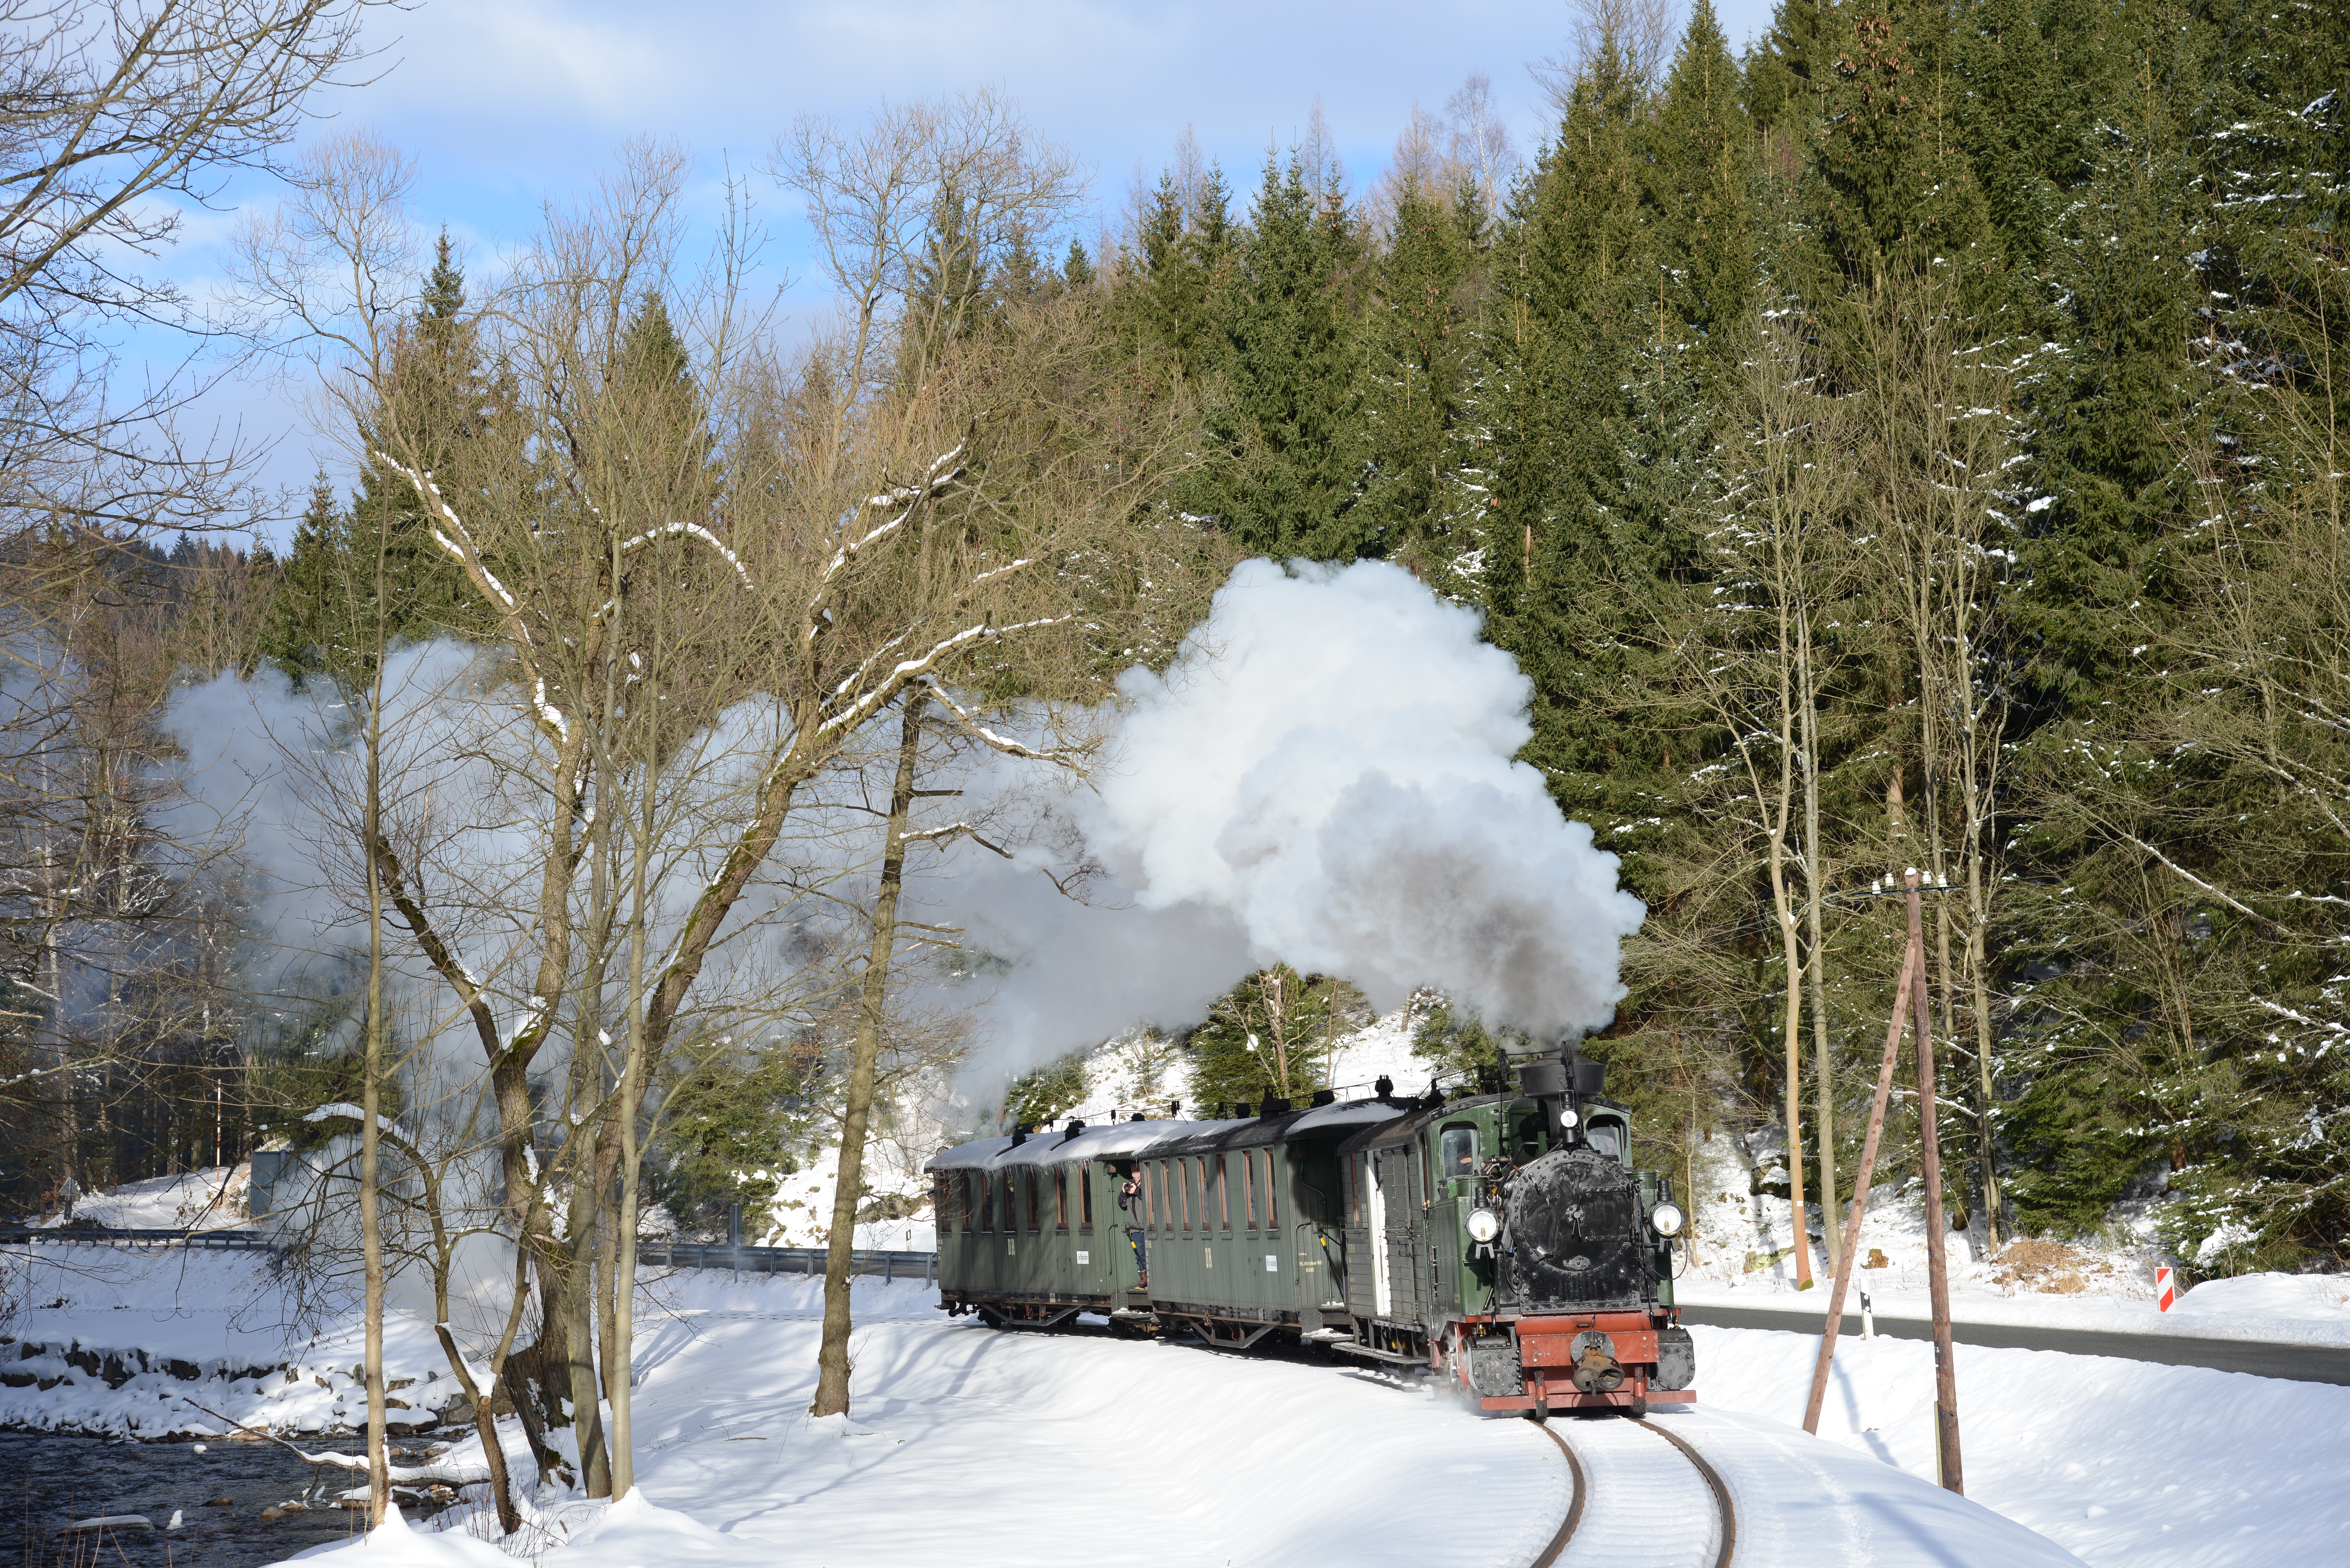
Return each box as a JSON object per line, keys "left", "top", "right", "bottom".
{"left": 1368, "top": 1150, "right": 1394, "bottom": 1317}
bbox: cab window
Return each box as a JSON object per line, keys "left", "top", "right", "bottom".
{"left": 1586, "top": 1120, "right": 1624, "bottom": 1162}
{"left": 1439, "top": 1126, "right": 1478, "bottom": 1181}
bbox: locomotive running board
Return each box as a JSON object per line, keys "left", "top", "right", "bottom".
{"left": 1331, "top": 1341, "right": 1429, "bottom": 1367}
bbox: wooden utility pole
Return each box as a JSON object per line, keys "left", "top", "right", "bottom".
{"left": 1804, "top": 932, "right": 1916, "bottom": 1434}
{"left": 1905, "top": 871, "right": 1965, "bottom": 1494}
{"left": 1804, "top": 867, "right": 1967, "bottom": 1497}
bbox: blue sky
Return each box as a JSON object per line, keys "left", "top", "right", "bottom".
{"left": 159, "top": 0, "right": 1780, "bottom": 535}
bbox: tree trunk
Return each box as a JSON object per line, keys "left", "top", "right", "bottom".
{"left": 811, "top": 695, "right": 925, "bottom": 1418}
{"left": 360, "top": 542, "right": 390, "bottom": 1526}
{"left": 1797, "top": 612, "right": 1839, "bottom": 1273}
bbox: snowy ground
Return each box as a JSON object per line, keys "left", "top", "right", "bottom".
{"left": 24, "top": 1163, "right": 254, "bottom": 1231}
{"left": 10, "top": 1246, "right": 2347, "bottom": 1567}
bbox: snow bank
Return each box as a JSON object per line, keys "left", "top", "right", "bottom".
{"left": 2166, "top": 1271, "right": 2350, "bottom": 1326}
{"left": 30, "top": 1164, "right": 251, "bottom": 1230}
{"left": 1692, "top": 1322, "right": 2350, "bottom": 1567}
{"left": 0, "top": 1244, "right": 467, "bottom": 1438}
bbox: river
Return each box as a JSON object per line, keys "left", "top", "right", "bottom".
{"left": 0, "top": 1431, "right": 439, "bottom": 1566}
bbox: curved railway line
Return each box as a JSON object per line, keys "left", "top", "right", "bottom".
{"left": 1528, "top": 1417, "right": 1735, "bottom": 1568}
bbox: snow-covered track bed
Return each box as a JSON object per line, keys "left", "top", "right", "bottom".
{"left": 1535, "top": 1415, "right": 1730, "bottom": 1568}
{"left": 1637, "top": 1407, "right": 2087, "bottom": 1568}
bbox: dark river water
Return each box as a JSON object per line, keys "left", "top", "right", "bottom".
{"left": 0, "top": 1432, "right": 445, "bottom": 1567}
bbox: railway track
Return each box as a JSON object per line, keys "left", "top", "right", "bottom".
{"left": 1528, "top": 1416, "right": 1735, "bottom": 1568}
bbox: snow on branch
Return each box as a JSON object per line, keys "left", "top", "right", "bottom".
{"left": 0, "top": 1060, "right": 71, "bottom": 1090}
{"left": 532, "top": 678, "right": 571, "bottom": 743}
{"left": 303, "top": 1102, "right": 398, "bottom": 1134}
{"left": 2121, "top": 832, "right": 2269, "bottom": 926}
{"left": 809, "top": 444, "right": 972, "bottom": 631}
{"left": 619, "top": 520, "right": 755, "bottom": 587}
{"left": 923, "top": 678, "right": 1085, "bottom": 766}
{"left": 865, "top": 443, "right": 966, "bottom": 509}
{"left": 372, "top": 452, "right": 520, "bottom": 614}
{"left": 815, "top": 615, "right": 1072, "bottom": 738}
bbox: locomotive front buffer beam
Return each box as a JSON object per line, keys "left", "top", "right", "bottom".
{"left": 1448, "top": 1311, "right": 1696, "bottom": 1416}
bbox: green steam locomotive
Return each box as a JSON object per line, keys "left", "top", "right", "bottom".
{"left": 929, "top": 1050, "right": 1693, "bottom": 1417}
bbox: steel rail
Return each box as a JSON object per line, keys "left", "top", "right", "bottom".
{"left": 1526, "top": 1420, "right": 1588, "bottom": 1568}
{"left": 1635, "top": 1417, "right": 1737, "bottom": 1568}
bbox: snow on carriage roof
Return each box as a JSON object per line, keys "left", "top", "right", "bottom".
{"left": 926, "top": 1118, "right": 1225, "bottom": 1170}
{"left": 925, "top": 1100, "right": 1413, "bottom": 1171}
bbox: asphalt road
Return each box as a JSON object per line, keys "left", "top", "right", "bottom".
{"left": 1679, "top": 1301, "right": 2350, "bottom": 1386}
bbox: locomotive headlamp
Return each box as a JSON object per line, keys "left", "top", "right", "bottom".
{"left": 1556, "top": 1106, "right": 1579, "bottom": 1129}
{"left": 1651, "top": 1201, "right": 1686, "bottom": 1237}
{"left": 1466, "top": 1207, "right": 1503, "bottom": 1244}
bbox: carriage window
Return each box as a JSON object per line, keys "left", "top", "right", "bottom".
{"left": 1243, "top": 1152, "right": 1257, "bottom": 1230}
{"left": 1439, "top": 1126, "right": 1478, "bottom": 1182}
{"left": 1180, "top": 1160, "right": 1193, "bottom": 1231}
{"left": 1024, "top": 1171, "right": 1040, "bottom": 1232}
{"left": 1217, "top": 1156, "right": 1231, "bottom": 1231}
{"left": 1054, "top": 1169, "right": 1069, "bottom": 1231}
{"left": 981, "top": 1173, "right": 995, "bottom": 1233}
{"left": 1264, "top": 1150, "right": 1279, "bottom": 1231}
{"left": 961, "top": 1172, "right": 975, "bottom": 1232}
{"left": 1586, "top": 1121, "right": 1624, "bottom": 1162}
{"left": 1080, "top": 1166, "right": 1094, "bottom": 1230}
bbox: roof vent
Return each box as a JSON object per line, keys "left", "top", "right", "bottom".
{"left": 1060, "top": 1118, "right": 1086, "bottom": 1145}
{"left": 1130, "top": 1110, "right": 1145, "bottom": 1122}
{"left": 1258, "top": 1094, "right": 1290, "bottom": 1117}
{"left": 1009, "top": 1125, "right": 1028, "bottom": 1147}
{"left": 1374, "top": 1075, "right": 1394, "bottom": 1102}
{"left": 1309, "top": 1088, "right": 1336, "bottom": 1108}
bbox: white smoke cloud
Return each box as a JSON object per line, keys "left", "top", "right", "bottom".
{"left": 929, "top": 558, "right": 1646, "bottom": 1073}
{"left": 157, "top": 561, "right": 1641, "bottom": 1109}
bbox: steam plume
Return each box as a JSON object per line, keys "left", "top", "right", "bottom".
{"left": 933, "top": 558, "right": 1646, "bottom": 1071}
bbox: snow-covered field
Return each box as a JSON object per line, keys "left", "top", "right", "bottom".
{"left": 8, "top": 1244, "right": 2346, "bottom": 1567}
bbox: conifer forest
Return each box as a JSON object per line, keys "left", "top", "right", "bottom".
{"left": 3, "top": 0, "right": 2347, "bottom": 1298}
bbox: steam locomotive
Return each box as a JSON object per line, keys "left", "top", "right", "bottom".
{"left": 928, "top": 1050, "right": 1693, "bottom": 1417}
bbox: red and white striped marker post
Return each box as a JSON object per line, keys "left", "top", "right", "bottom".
{"left": 2157, "top": 1266, "right": 2175, "bottom": 1312}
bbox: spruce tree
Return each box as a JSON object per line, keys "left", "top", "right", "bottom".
{"left": 1479, "top": 29, "right": 1679, "bottom": 826}
{"left": 1647, "top": 0, "right": 1761, "bottom": 396}
{"left": 1743, "top": 0, "right": 1839, "bottom": 136}
{"left": 1190, "top": 151, "right": 1364, "bottom": 558}
{"left": 260, "top": 473, "right": 352, "bottom": 686}
{"left": 1116, "top": 165, "right": 1231, "bottom": 381}
{"left": 346, "top": 232, "right": 496, "bottom": 658}
{"left": 1809, "top": 0, "right": 1995, "bottom": 290}
{"left": 1351, "top": 177, "right": 1477, "bottom": 564}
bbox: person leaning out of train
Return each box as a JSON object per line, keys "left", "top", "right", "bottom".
{"left": 1119, "top": 1170, "right": 1148, "bottom": 1281}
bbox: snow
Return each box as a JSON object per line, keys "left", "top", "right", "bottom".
{"left": 1692, "top": 1323, "right": 2350, "bottom": 1567}
{"left": 0, "top": 1243, "right": 481, "bottom": 1437}
{"left": 27, "top": 1163, "right": 251, "bottom": 1230}
{"left": 15, "top": 1240, "right": 2346, "bottom": 1566}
